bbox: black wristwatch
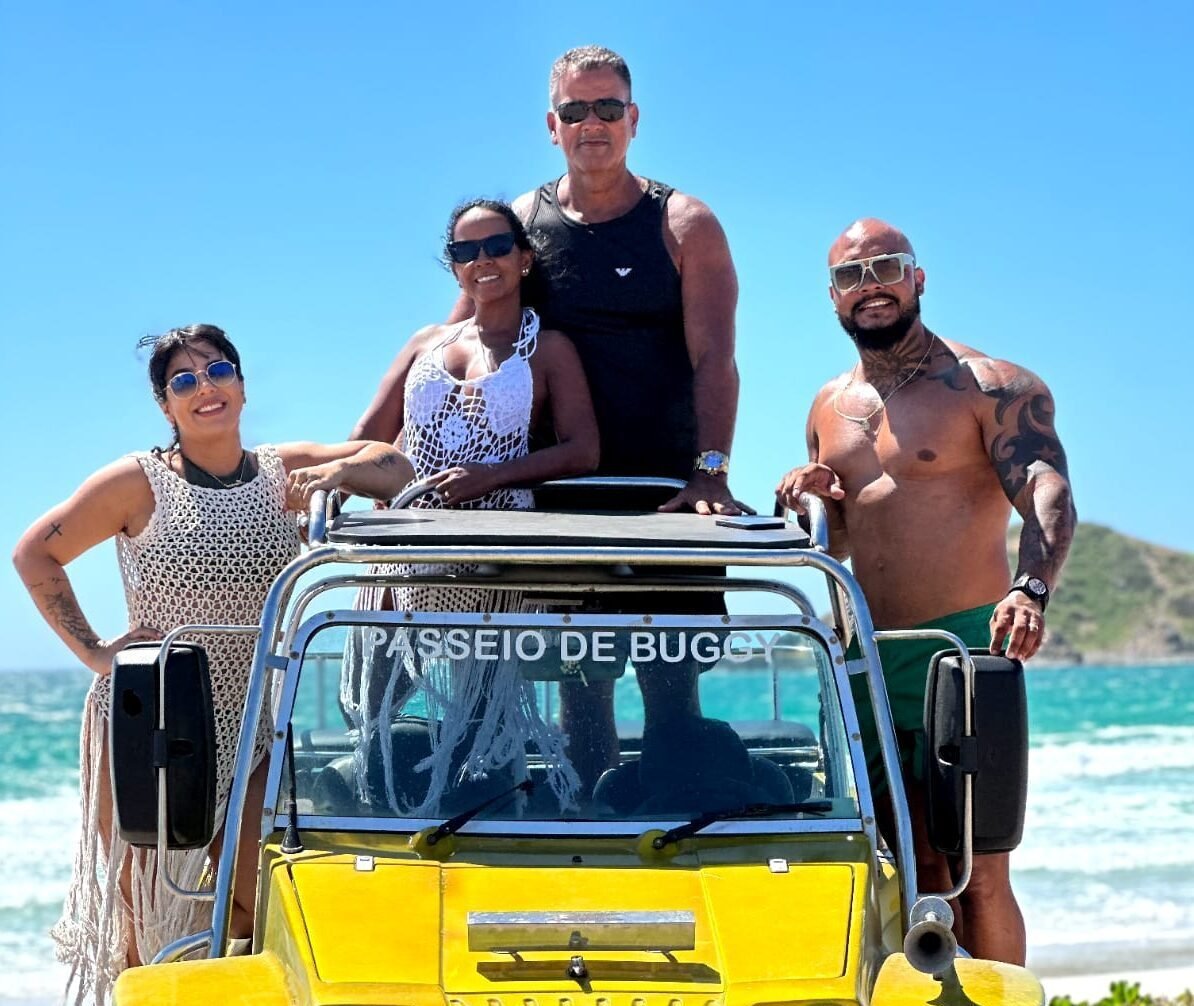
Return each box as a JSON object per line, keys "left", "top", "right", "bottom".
{"left": 1008, "top": 573, "right": 1050, "bottom": 611}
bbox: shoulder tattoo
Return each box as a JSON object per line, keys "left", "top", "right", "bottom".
{"left": 928, "top": 356, "right": 1067, "bottom": 499}
{"left": 983, "top": 380, "right": 1068, "bottom": 500}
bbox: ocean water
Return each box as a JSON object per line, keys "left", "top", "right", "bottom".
{"left": 2, "top": 663, "right": 1193, "bottom": 1000}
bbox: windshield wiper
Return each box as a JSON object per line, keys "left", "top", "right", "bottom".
{"left": 651, "top": 800, "right": 834, "bottom": 849}
{"left": 425, "top": 779, "right": 534, "bottom": 846}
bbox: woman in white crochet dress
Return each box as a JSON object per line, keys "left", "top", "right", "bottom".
{"left": 357, "top": 198, "right": 599, "bottom": 508}
{"left": 13, "top": 324, "right": 412, "bottom": 1004}
{"left": 348, "top": 199, "right": 600, "bottom": 815}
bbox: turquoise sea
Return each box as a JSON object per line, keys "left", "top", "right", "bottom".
{"left": 2, "top": 663, "right": 1193, "bottom": 1001}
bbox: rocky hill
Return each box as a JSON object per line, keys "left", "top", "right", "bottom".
{"left": 1009, "top": 523, "right": 1194, "bottom": 664}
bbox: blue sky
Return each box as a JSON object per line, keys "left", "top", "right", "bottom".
{"left": 2, "top": 1, "right": 1191, "bottom": 670}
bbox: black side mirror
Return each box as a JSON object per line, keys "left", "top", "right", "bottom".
{"left": 923, "top": 650, "right": 1028, "bottom": 855}
{"left": 109, "top": 641, "right": 217, "bottom": 849}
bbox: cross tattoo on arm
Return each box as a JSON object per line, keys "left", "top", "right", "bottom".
{"left": 44, "top": 522, "right": 63, "bottom": 541}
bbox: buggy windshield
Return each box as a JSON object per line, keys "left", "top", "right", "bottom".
{"left": 279, "top": 614, "right": 861, "bottom": 832}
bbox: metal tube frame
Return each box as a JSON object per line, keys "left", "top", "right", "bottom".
{"left": 203, "top": 542, "right": 915, "bottom": 957}
{"left": 873, "top": 628, "right": 976, "bottom": 902}
{"left": 153, "top": 623, "right": 261, "bottom": 903}
{"left": 264, "top": 609, "right": 874, "bottom": 849}
{"left": 278, "top": 572, "right": 817, "bottom": 658}
{"left": 186, "top": 489, "right": 924, "bottom": 957}
{"left": 153, "top": 929, "right": 214, "bottom": 965}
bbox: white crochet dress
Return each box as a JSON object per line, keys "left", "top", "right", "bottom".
{"left": 52, "top": 445, "right": 302, "bottom": 1005}
{"left": 343, "top": 309, "right": 579, "bottom": 816}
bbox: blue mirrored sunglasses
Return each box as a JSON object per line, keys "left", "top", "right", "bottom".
{"left": 166, "top": 359, "right": 239, "bottom": 398}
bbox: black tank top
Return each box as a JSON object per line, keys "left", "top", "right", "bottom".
{"left": 528, "top": 178, "right": 694, "bottom": 479}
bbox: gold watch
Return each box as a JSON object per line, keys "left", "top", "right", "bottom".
{"left": 694, "top": 450, "right": 730, "bottom": 476}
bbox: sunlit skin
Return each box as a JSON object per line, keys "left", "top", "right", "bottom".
{"left": 776, "top": 219, "right": 1076, "bottom": 967}
{"left": 158, "top": 341, "right": 249, "bottom": 481}
{"left": 409, "top": 64, "right": 745, "bottom": 518}
{"left": 546, "top": 67, "right": 642, "bottom": 217}
{"left": 351, "top": 53, "right": 748, "bottom": 795}
{"left": 13, "top": 336, "right": 412, "bottom": 965}
{"left": 351, "top": 206, "right": 599, "bottom": 506}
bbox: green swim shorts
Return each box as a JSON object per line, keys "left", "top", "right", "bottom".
{"left": 846, "top": 603, "right": 996, "bottom": 794}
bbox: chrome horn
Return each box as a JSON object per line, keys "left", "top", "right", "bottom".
{"left": 904, "top": 896, "right": 958, "bottom": 978}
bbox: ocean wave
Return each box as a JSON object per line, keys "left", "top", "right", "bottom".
{"left": 1028, "top": 933, "right": 1194, "bottom": 978}
{"left": 1017, "top": 849, "right": 1194, "bottom": 876}
{"left": 0, "top": 793, "right": 78, "bottom": 912}
{"left": 1028, "top": 730, "right": 1194, "bottom": 782}
{"left": 1017, "top": 790, "right": 1194, "bottom": 873}
{"left": 1034, "top": 723, "right": 1194, "bottom": 746}
{"left": 0, "top": 700, "right": 81, "bottom": 725}
{"left": 1015, "top": 869, "right": 1194, "bottom": 955}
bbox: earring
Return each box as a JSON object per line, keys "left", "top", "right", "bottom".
{"left": 521, "top": 268, "right": 530, "bottom": 277}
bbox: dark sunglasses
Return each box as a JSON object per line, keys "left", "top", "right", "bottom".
{"left": 166, "top": 359, "right": 239, "bottom": 398}
{"left": 554, "top": 98, "right": 628, "bottom": 125}
{"left": 446, "top": 231, "right": 519, "bottom": 265}
{"left": 829, "top": 253, "right": 916, "bottom": 294}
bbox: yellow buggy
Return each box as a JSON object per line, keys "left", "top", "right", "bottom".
{"left": 109, "top": 479, "right": 1038, "bottom": 1006}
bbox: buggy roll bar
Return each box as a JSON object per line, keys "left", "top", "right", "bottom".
{"left": 200, "top": 486, "right": 920, "bottom": 963}
{"left": 308, "top": 476, "right": 692, "bottom": 544}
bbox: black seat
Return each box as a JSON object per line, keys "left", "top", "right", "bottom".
{"left": 314, "top": 717, "right": 516, "bottom": 817}
{"left": 593, "top": 716, "right": 794, "bottom": 816}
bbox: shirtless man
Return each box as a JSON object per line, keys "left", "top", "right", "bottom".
{"left": 776, "top": 218, "right": 1076, "bottom": 964}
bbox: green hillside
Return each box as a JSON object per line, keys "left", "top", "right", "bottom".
{"left": 1009, "top": 522, "right": 1194, "bottom": 663}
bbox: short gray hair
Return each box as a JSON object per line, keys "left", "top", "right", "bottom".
{"left": 549, "top": 45, "right": 632, "bottom": 104}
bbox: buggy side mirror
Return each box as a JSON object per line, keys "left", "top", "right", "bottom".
{"left": 923, "top": 650, "right": 1028, "bottom": 855}
{"left": 109, "top": 641, "right": 217, "bottom": 850}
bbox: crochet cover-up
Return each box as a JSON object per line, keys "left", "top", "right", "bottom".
{"left": 52, "top": 445, "right": 302, "bottom": 1005}
{"left": 344, "top": 309, "right": 580, "bottom": 816}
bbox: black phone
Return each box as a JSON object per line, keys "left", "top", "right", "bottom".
{"left": 714, "top": 515, "right": 787, "bottom": 531}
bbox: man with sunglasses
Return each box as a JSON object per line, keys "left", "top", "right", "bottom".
{"left": 439, "top": 45, "right": 748, "bottom": 791}
{"left": 776, "top": 218, "right": 1077, "bottom": 965}
{"left": 450, "top": 45, "right": 745, "bottom": 515}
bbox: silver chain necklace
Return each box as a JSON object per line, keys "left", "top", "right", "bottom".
{"left": 180, "top": 449, "right": 249, "bottom": 489}
{"left": 832, "top": 335, "right": 937, "bottom": 433}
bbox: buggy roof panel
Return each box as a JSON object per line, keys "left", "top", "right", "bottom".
{"left": 327, "top": 509, "right": 811, "bottom": 550}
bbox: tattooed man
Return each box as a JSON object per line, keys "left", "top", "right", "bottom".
{"left": 776, "top": 218, "right": 1076, "bottom": 965}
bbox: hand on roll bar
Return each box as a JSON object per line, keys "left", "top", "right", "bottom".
{"left": 306, "top": 490, "right": 334, "bottom": 545}
{"left": 775, "top": 464, "right": 843, "bottom": 553}
{"left": 775, "top": 463, "right": 844, "bottom": 513}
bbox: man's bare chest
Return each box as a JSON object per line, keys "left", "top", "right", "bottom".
{"left": 817, "top": 393, "right": 987, "bottom": 487}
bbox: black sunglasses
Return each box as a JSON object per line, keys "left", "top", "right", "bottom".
{"left": 446, "top": 231, "right": 519, "bottom": 265}
{"left": 166, "top": 359, "right": 239, "bottom": 398}
{"left": 554, "top": 98, "right": 628, "bottom": 125}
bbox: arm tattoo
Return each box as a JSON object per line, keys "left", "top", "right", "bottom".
{"left": 26, "top": 575, "right": 69, "bottom": 590}
{"left": 987, "top": 391, "right": 1069, "bottom": 500}
{"left": 929, "top": 353, "right": 1076, "bottom": 585}
{"left": 932, "top": 357, "right": 1069, "bottom": 499}
{"left": 976, "top": 367, "right": 1076, "bottom": 586}
{"left": 372, "top": 453, "right": 400, "bottom": 470}
{"left": 42, "top": 589, "right": 101, "bottom": 651}
{"left": 44, "top": 522, "right": 63, "bottom": 541}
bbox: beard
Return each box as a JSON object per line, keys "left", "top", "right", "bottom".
{"left": 838, "top": 294, "right": 921, "bottom": 351}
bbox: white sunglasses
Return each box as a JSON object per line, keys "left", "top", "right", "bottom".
{"left": 830, "top": 253, "right": 916, "bottom": 293}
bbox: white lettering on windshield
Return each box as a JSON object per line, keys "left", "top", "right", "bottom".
{"left": 339, "top": 627, "right": 802, "bottom": 667}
